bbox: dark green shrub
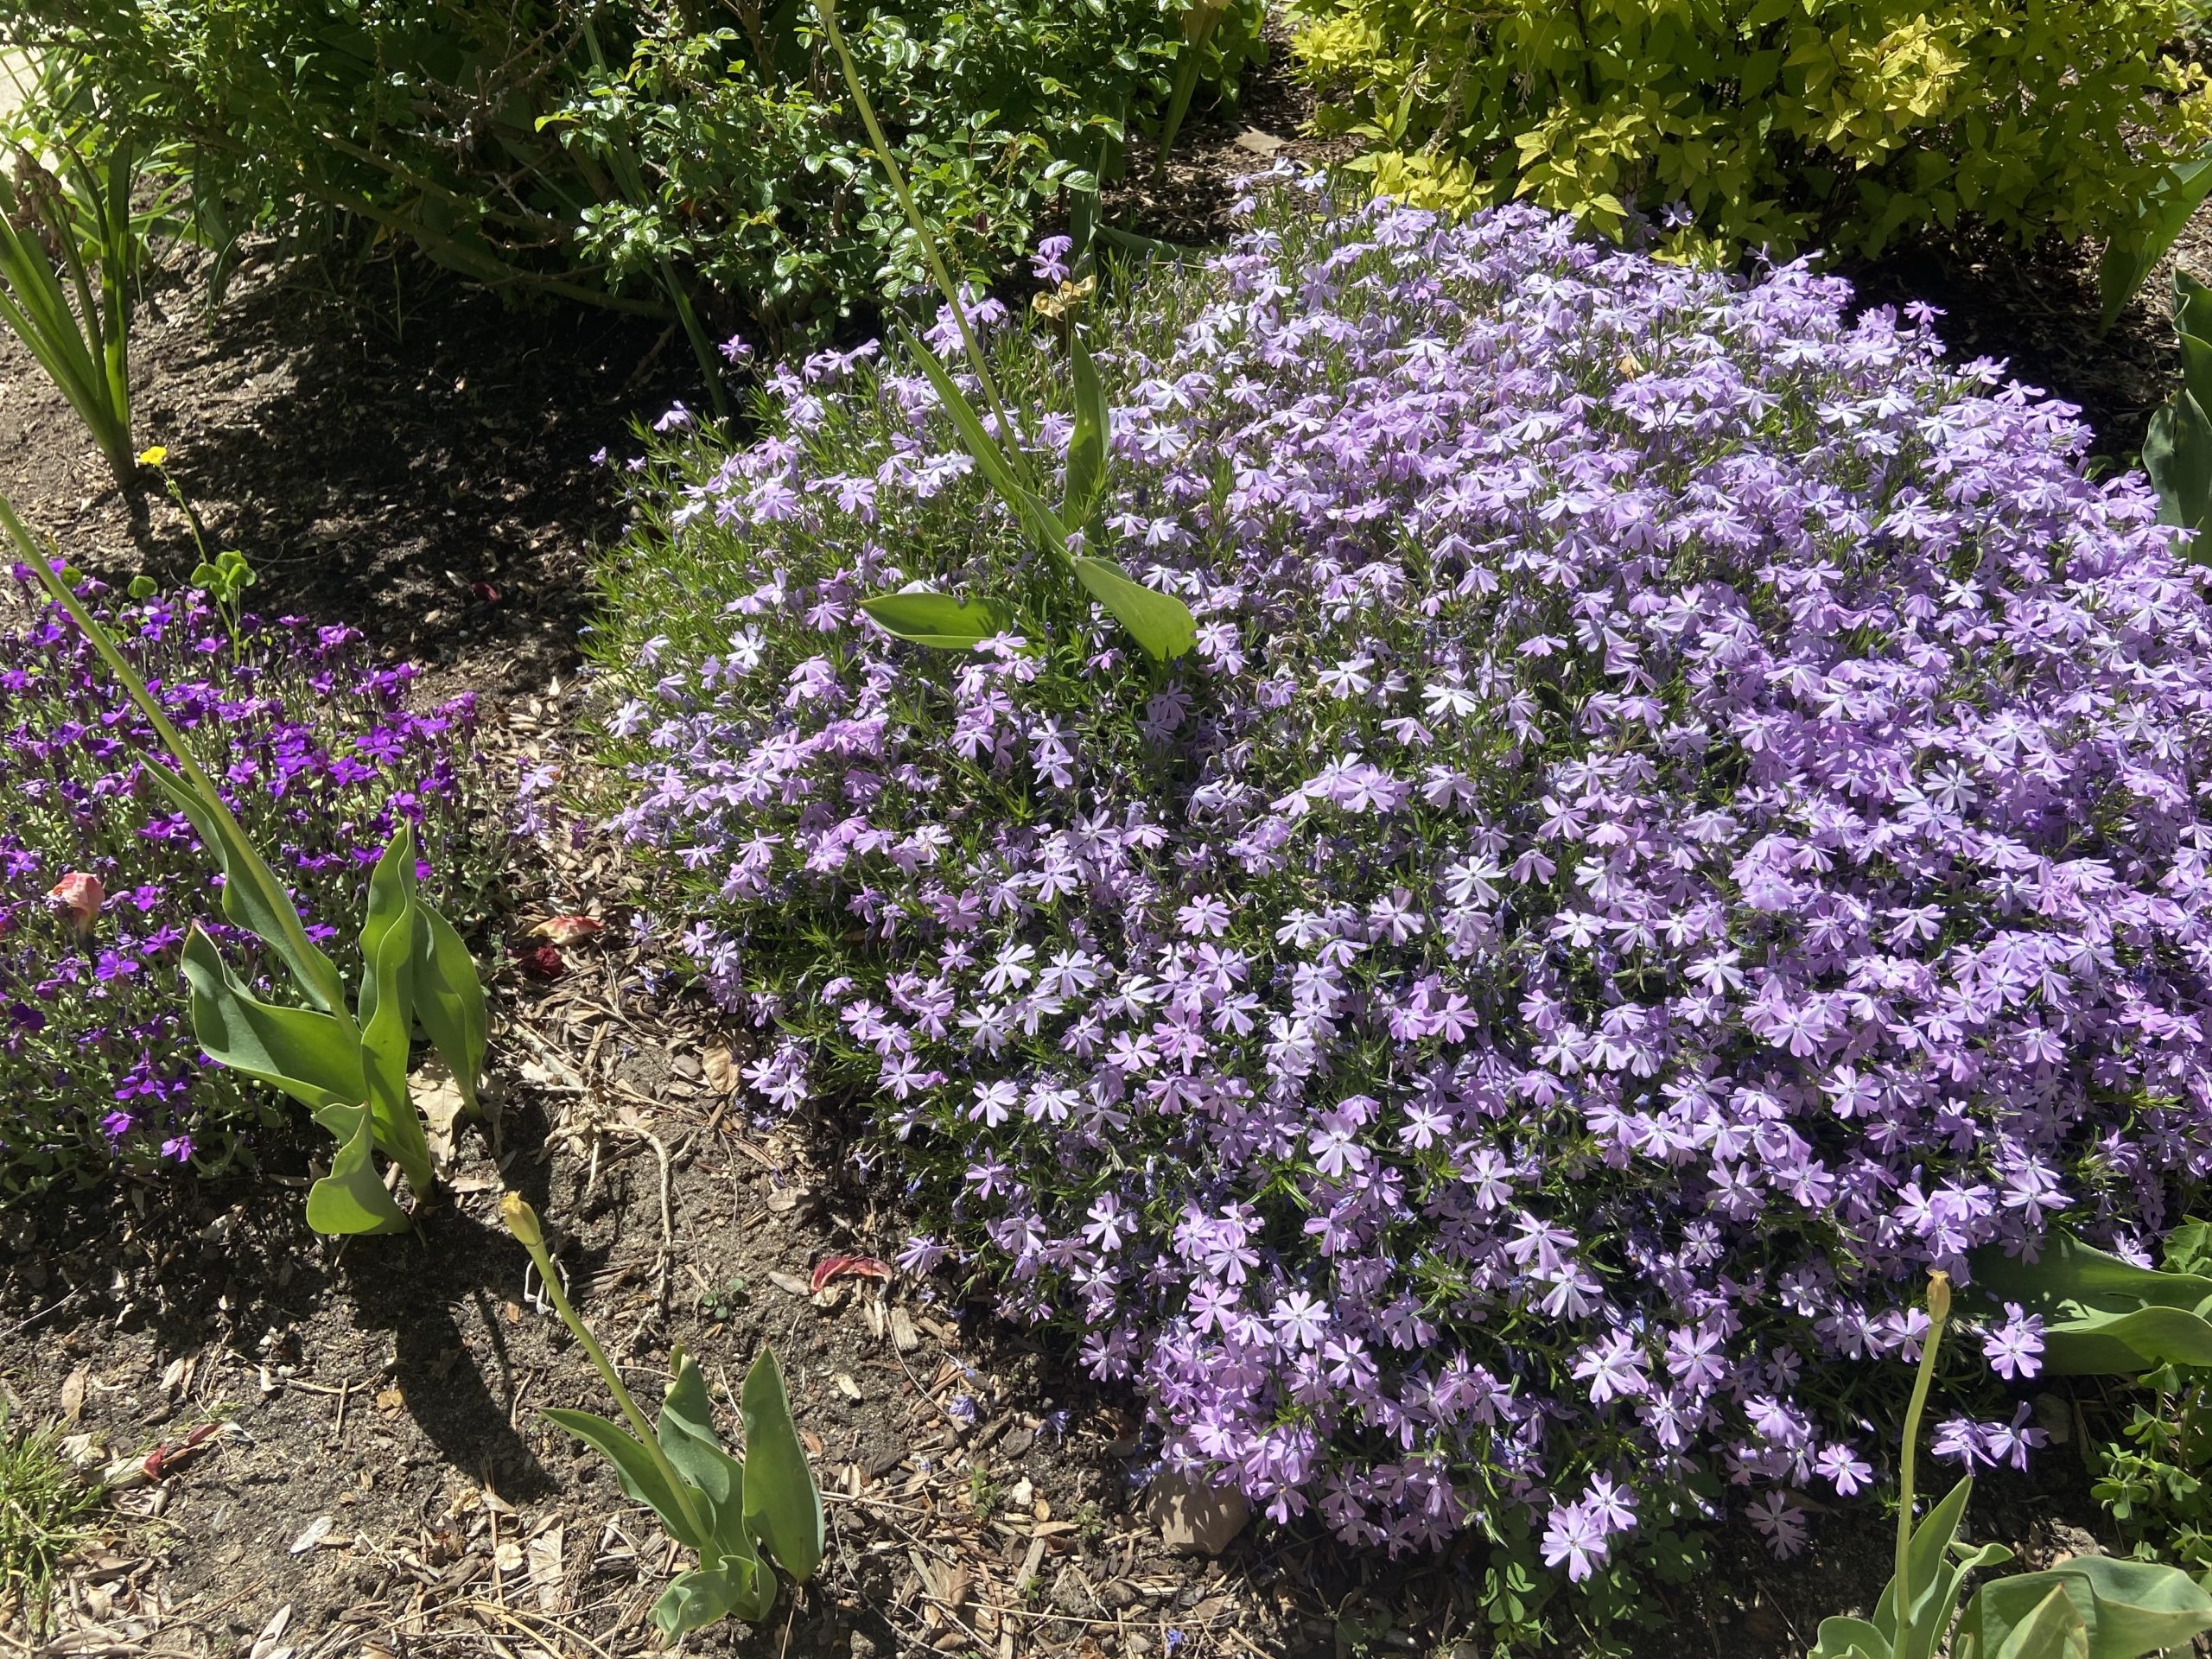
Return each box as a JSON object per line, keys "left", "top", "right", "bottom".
{"left": 3, "top": 0, "right": 1262, "bottom": 334}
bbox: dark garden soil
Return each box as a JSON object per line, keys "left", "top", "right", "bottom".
{"left": 1, "top": 30, "right": 2209, "bottom": 1659}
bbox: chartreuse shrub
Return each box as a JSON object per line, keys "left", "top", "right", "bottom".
{"left": 7, "top": 0, "right": 1261, "bottom": 338}
{"left": 577, "top": 174, "right": 2212, "bottom": 1643}
{"left": 1288, "top": 0, "right": 2212, "bottom": 260}
{"left": 0, "top": 532, "right": 492, "bottom": 1205}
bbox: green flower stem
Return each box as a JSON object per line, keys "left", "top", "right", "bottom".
{"left": 1893, "top": 1270, "right": 1951, "bottom": 1644}
{"left": 500, "top": 1193, "right": 713, "bottom": 1547}
{"left": 0, "top": 494, "right": 345, "bottom": 1014}
{"left": 810, "top": 0, "right": 1028, "bottom": 463}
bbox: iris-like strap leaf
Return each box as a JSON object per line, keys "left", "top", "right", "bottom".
{"left": 304, "top": 1102, "right": 411, "bottom": 1235}
{"left": 1071, "top": 556, "right": 1197, "bottom": 661}
{"left": 1063, "top": 336, "right": 1109, "bottom": 528}
{"left": 411, "top": 902, "right": 486, "bottom": 1115}
{"left": 544, "top": 1407, "right": 708, "bottom": 1551}
{"left": 2099, "top": 156, "right": 2212, "bottom": 334}
{"left": 896, "top": 321, "right": 1066, "bottom": 556}
{"left": 358, "top": 828, "right": 434, "bottom": 1195}
{"left": 181, "top": 925, "right": 365, "bottom": 1111}
{"left": 741, "top": 1348, "right": 824, "bottom": 1582}
{"left": 142, "top": 754, "right": 347, "bottom": 1014}
{"left": 860, "top": 591, "right": 1011, "bottom": 650}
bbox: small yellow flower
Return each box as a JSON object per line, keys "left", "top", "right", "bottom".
{"left": 136, "top": 445, "right": 168, "bottom": 467}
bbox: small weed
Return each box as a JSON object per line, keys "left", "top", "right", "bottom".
{"left": 0, "top": 1404, "right": 104, "bottom": 1628}
{"left": 700, "top": 1276, "right": 748, "bottom": 1322}
{"left": 968, "top": 1466, "right": 1001, "bottom": 1516}
{"left": 1076, "top": 1499, "right": 1106, "bottom": 1545}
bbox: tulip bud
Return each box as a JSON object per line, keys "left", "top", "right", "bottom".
{"left": 47, "top": 872, "right": 103, "bottom": 939}
{"left": 500, "top": 1192, "right": 543, "bottom": 1249}
{"left": 1927, "top": 1269, "right": 1951, "bottom": 1324}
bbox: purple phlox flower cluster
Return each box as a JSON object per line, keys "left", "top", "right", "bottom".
{"left": 585, "top": 173, "right": 2212, "bottom": 1577}
{"left": 0, "top": 572, "right": 489, "bottom": 1193}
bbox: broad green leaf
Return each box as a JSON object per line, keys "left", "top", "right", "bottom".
{"left": 543, "top": 1407, "right": 707, "bottom": 1550}
{"left": 654, "top": 1555, "right": 772, "bottom": 1639}
{"left": 357, "top": 828, "right": 433, "bottom": 1195}
{"left": 1070, "top": 556, "right": 1197, "bottom": 660}
{"left": 304, "top": 1102, "right": 411, "bottom": 1235}
{"left": 1961, "top": 1557, "right": 2212, "bottom": 1659}
{"left": 141, "top": 754, "right": 347, "bottom": 1014}
{"left": 859, "top": 590, "right": 1011, "bottom": 650}
{"left": 2098, "top": 155, "right": 2212, "bottom": 333}
{"left": 181, "top": 925, "right": 365, "bottom": 1111}
{"left": 741, "top": 1348, "right": 824, "bottom": 1582}
{"left": 411, "top": 902, "right": 486, "bottom": 1116}
{"left": 1986, "top": 1583, "right": 2088, "bottom": 1659}
{"left": 1875, "top": 1477, "right": 1974, "bottom": 1649}
{"left": 1063, "top": 336, "right": 1109, "bottom": 527}
{"left": 1970, "top": 1232, "right": 2212, "bottom": 1373}
{"left": 1808, "top": 1615, "right": 1891, "bottom": 1659}
{"left": 896, "top": 321, "right": 1065, "bottom": 556}
{"left": 657, "top": 1354, "right": 742, "bottom": 1510}
{"left": 1904, "top": 1541, "right": 2014, "bottom": 1659}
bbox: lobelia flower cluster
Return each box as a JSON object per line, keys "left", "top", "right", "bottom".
{"left": 583, "top": 175, "right": 2212, "bottom": 1590}
{"left": 0, "top": 569, "right": 490, "bottom": 1197}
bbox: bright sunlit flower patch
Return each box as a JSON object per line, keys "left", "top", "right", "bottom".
{"left": 584, "top": 175, "right": 2212, "bottom": 1593}
{"left": 0, "top": 571, "right": 490, "bottom": 1194}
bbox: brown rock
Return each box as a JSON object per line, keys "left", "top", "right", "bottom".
{"left": 1145, "top": 1468, "right": 1251, "bottom": 1555}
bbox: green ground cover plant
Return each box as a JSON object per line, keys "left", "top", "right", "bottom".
{"left": 573, "top": 172, "right": 2212, "bottom": 1643}
{"left": 0, "top": 1402, "right": 102, "bottom": 1631}
{"left": 1288, "top": 0, "right": 2212, "bottom": 262}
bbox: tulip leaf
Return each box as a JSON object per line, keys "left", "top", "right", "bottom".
{"left": 180, "top": 925, "right": 365, "bottom": 1111}
{"left": 1961, "top": 1556, "right": 2212, "bottom": 1659}
{"left": 741, "top": 1348, "right": 824, "bottom": 1582}
{"left": 1808, "top": 1615, "right": 1891, "bottom": 1659}
{"left": 1873, "top": 1476, "right": 1974, "bottom": 1652}
{"left": 656, "top": 1556, "right": 772, "bottom": 1641}
{"left": 860, "top": 591, "right": 1011, "bottom": 650}
{"left": 1969, "top": 1231, "right": 2212, "bottom": 1374}
{"left": 304, "top": 1102, "right": 411, "bottom": 1235}
{"left": 411, "top": 900, "right": 486, "bottom": 1116}
{"left": 2099, "top": 153, "right": 2212, "bottom": 334}
{"left": 656, "top": 1354, "right": 743, "bottom": 1512}
{"left": 544, "top": 1407, "right": 708, "bottom": 1551}
{"left": 357, "top": 827, "right": 433, "bottom": 1195}
{"left": 141, "top": 754, "right": 347, "bottom": 1014}
{"left": 1070, "top": 556, "right": 1196, "bottom": 660}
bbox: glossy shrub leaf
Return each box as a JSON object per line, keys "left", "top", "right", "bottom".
{"left": 303, "top": 1102, "right": 411, "bottom": 1235}
{"left": 2098, "top": 154, "right": 2212, "bottom": 333}
{"left": 356, "top": 828, "right": 434, "bottom": 1195}
{"left": 140, "top": 754, "right": 346, "bottom": 1014}
{"left": 1070, "top": 556, "right": 1197, "bottom": 660}
{"left": 741, "top": 1348, "right": 824, "bottom": 1582}
{"left": 544, "top": 1407, "right": 707, "bottom": 1551}
{"left": 180, "top": 925, "right": 365, "bottom": 1111}
{"left": 1961, "top": 1556, "right": 2212, "bottom": 1659}
{"left": 859, "top": 591, "right": 1011, "bottom": 650}
{"left": 1063, "top": 335, "right": 1109, "bottom": 527}
{"left": 1971, "top": 1232, "right": 2212, "bottom": 1373}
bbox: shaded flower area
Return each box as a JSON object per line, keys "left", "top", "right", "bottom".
{"left": 0, "top": 570, "right": 487, "bottom": 1196}
{"left": 584, "top": 175, "right": 2212, "bottom": 1597}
